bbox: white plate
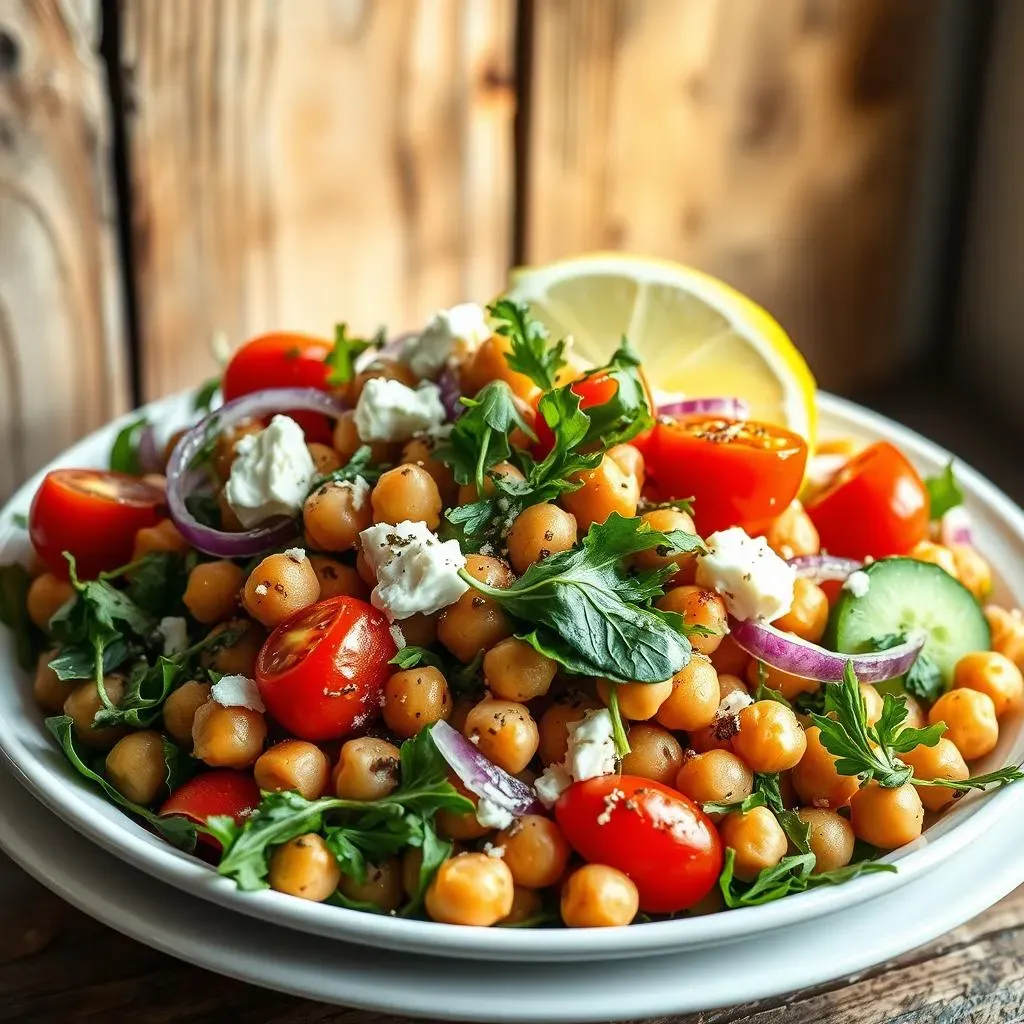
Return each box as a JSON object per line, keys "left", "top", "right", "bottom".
{"left": 2, "top": 392, "right": 1024, "bottom": 963}
{"left": 1, "top": 760, "right": 1022, "bottom": 1021}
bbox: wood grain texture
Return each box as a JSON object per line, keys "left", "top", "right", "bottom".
{"left": 524, "top": 0, "right": 940, "bottom": 392}
{"left": 0, "top": 0, "right": 127, "bottom": 499}
{"left": 122, "top": 0, "right": 516, "bottom": 401}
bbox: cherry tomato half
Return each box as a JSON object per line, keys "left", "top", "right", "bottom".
{"left": 805, "top": 440, "right": 929, "bottom": 560}
{"left": 160, "top": 770, "right": 261, "bottom": 851}
{"left": 222, "top": 332, "right": 336, "bottom": 443}
{"left": 555, "top": 775, "right": 722, "bottom": 913}
{"left": 255, "top": 596, "right": 396, "bottom": 741}
{"left": 642, "top": 417, "right": 808, "bottom": 536}
{"left": 29, "top": 469, "right": 165, "bottom": 580}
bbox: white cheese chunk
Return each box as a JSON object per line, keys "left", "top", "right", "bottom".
{"left": 475, "top": 796, "right": 515, "bottom": 831}
{"left": 158, "top": 616, "right": 189, "bottom": 658}
{"left": 225, "top": 415, "right": 316, "bottom": 529}
{"left": 284, "top": 546, "right": 306, "bottom": 563}
{"left": 483, "top": 841, "right": 506, "bottom": 859}
{"left": 210, "top": 674, "right": 265, "bottom": 713}
{"left": 389, "top": 624, "right": 407, "bottom": 649}
{"left": 330, "top": 475, "right": 370, "bottom": 510}
{"left": 358, "top": 520, "right": 469, "bottom": 621}
{"left": 403, "top": 303, "right": 491, "bottom": 379}
{"left": 354, "top": 378, "right": 445, "bottom": 443}
{"left": 565, "top": 709, "right": 618, "bottom": 782}
{"left": 696, "top": 526, "right": 796, "bottom": 623}
{"left": 843, "top": 570, "right": 871, "bottom": 598}
{"left": 534, "top": 764, "right": 572, "bottom": 808}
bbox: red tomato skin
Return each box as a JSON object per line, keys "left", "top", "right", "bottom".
{"left": 161, "top": 770, "right": 261, "bottom": 851}
{"left": 643, "top": 418, "right": 808, "bottom": 536}
{"left": 222, "top": 332, "right": 336, "bottom": 444}
{"left": 29, "top": 469, "right": 165, "bottom": 579}
{"left": 555, "top": 775, "right": 723, "bottom": 913}
{"left": 805, "top": 441, "right": 929, "bottom": 560}
{"left": 255, "top": 596, "right": 397, "bottom": 741}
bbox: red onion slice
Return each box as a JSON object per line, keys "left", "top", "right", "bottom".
{"left": 137, "top": 424, "right": 163, "bottom": 475}
{"left": 437, "top": 365, "right": 464, "bottom": 421}
{"left": 430, "top": 721, "right": 542, "bottom": 817}
{"left": 729, "top": 616, "right": 926, "bottom": 683}
{"left": 166, "top": 387, "right": 347, "bottom": 558}
{"left": 940, "top": 506, "right": 973, "bottom": 548}
{"left": 787, "top": 554, "right": 863, "bottom": 583}
{"left": 657, "top": 397, "right": 752, "bottom": 420}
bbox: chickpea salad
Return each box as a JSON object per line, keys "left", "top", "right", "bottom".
{"left": 2, "top": 299, "right": 1024, "bottom": 929}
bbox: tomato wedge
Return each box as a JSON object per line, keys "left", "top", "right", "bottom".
{"left": 29, "top": 469, "right": 165, "bottom": 579}
{"left": 555, "top": 775, "right": 722, "bottom": 913}
{"left": 643, "top": 417, "right": 808, "bottom": 535}
{"left": 255, "top": 596, "right": 396, "bottom": 741}
{"left": 161, "top": 770, "right": 261, "bottom": 851}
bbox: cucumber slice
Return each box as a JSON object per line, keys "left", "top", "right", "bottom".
{"left": 829, "top": 557, "right": 990, "bottom": 687}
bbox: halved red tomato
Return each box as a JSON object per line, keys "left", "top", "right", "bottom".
{"left": 643, "top": 417, "right": 808, "bottom": 535}
{"left": 29, "top": 469, "right": 165, "bottom": 579}
{"left": 160, "top": 770, "right": 261, "bottom": 851}
{"left": 255, "top": 596, "right": 396, "bottom": 741}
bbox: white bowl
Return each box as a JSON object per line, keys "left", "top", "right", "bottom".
{"left": 1, "top": 392, "right": 1023, "bottom": 963}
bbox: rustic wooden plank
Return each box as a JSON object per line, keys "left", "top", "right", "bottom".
{"left": 122, "top": 0, "right": 516, "bottom": 402}
{"left": 0, "top": 0, "right": 127, "bottom": 499}
{"left": 523, "top": 0, "right": 940, "bottom": 393}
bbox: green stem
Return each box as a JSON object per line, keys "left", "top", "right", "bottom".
{"left": 607, "top": 684, "right": 631, "bottom": 758}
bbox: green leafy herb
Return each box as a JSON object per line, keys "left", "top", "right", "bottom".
{"left": 389, "top": 646, "right": 447, "bottom": 671}
{"left": 449, "top": 650, "right": 485, "bottom": 696}
{"left": 325, "top": 324, "right": 386, "bottom": 386}
{"left": 109, "top": 417, "right": 150, "bottom": 475}
{"left": 185, "top": 492, "right": 222, "bottom": 530}
{"left": 606, "top": 685, "right": 631, "bottom": 758}
{"left": 193, "top": 375, "right": 221, "bottom": 413}
{"left": 123, "top": 552, "right": 191, "bottom": 619}
{"left": 793, "top": 687, "right": 827, "bottom": 717}
{"left": 701, "top": 791, "right": 767, "bottom": 817}
{"left": 162, "top": 735, "right": 197, "bottom": 791}
{"left": 463, "top": 513, "right": 704, "bottom": 683}
{"left": 307, "top": 445, "right": 385, "bottom": 497}
{"left": 753, "top": 772, "right": 785, "bottom": 813}
{"left": 640, "top": 496, "right": 696, "bottom": 516}
{"left": 11, "top": 512, "right": 28, "bottom": 529}
{"left": 49, "top": 638, "right": 130, "bottom": 681}
{"left": 488, "top": 298, "right": 567, "bottom": 392}
{"left": 0, "top": 563, "right": 45, "bottom": 671}
{"left": 925, "top": 461, "right": 964, "bottom": 520}
{"left": 753, "top": 662, "right": 792, "bottom": 707}
{"left": 46, "top": 715, "right": 197, "bottom": 850}
{"left": 187, "top": 414, "right": 222, "bottom": 471}
{"left": 865, "top": 633, "right": 944, "bottom": 703}
{"left": 919, "top": 763, "right": 1024, "bottom": 794}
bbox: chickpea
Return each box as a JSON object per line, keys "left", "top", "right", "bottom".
{"left": 539, "top": 692, "right": 600, "bottom": 766}
{"left": 494, "top": 814, "right": 572, "bottom": 889}
{"left": 791, "top": 726, "right": 860, "bottom": 809}
{"left": 901, "top": 738, "right": 969, "bottom": 812}
{"left": 436, "top": 777, "right": 490, "bottom": 841}
{"left": 688, "top": 718, "right": 736, "bottom": 754}
{"left": 858, "top": 683, "right": 884, "bottom": 726}
{"left": 268, "top": 834, "right": 341, "bottom": 902}
{"left": 772, "top": 579, "right": 829, "bottom": 644}
{"left": 162, "top": 680, "right": 212, "bottom": 747}
{"left": 849, "top": 782, "right": 924, "bottom": 849}
{"left": 909, "top": 540, "right": 958, "bottom": 578}
{"left": 597, "top": 679, "right": 673, "bottom": 722}
{"left": 26, "top": 573, "right": 75, "bottom": 631}
{"left": 347, "top": 360, "right": 419, "bottom": 403}
{"left": 426, "top": 852, "right": 515, "bottom": 926}
{"left": 656, "top": 586, "right": 727, "bottom": 656}
{"left": 438, "top": 555, "right": 515, "bottom": 663}
{"left": 632, "top": 508, "right": 697, "bottom": 578}
{"left": 561, "top": 864, "right": 639, "bottom": 928}
{"left": 457, "top": 462, "right": 526, "bottom": 506}
{"left": 711, "top": 636, "right": 750, "bottom": 677}
{"left": 63, "top": 675, "right": 127, "bottom": 750}
{"left": 255, "top": 740, "right": 330, "bottom": 799}
{"left": 676, "top": 749, "right": 754, "bottom": 813}
{"left": 655, "top": 656, "right": 720, "bottom": 731}
{"left": 242, "top": 552, "right": 321, "bottom": 628}
{"left": 303, "top": 480, "right": 372, "bottom": 554}
{"left": 308, "top": 556, "right": 368, "bottom": 601}
{"left": 745, "top": 658, "right": 819, "bottom": 703}
{"left": 332, "top": 410, "right": 394, "bottom": 465}
{"left": 183, "top": 560, "right": 244, "bottom": 624}
{"left": 371, "top": 463, "right": 442, "bottom": 529}
{"left": 200, "top": 618, "right": 265, "bottom": 677}
{"left": 903, "top": 694, "right": 927, "bottom": 730}
{"left": 483, "top": 638, "right": 557, "bottom": 702}
{"left": 402, "top": 436, "right": 458, "bottom": 507}
{"left": 953, "top": 651, "right": 1024, "bottom": 718}
{"left": 399, "top": 612, "right": 439, "bottom": 647}
{"left": 951, "top": 544, "right": 992, "bottom": 600}
{"left": 105, "top": 730, "right": 167, "bottom": 805}
{"left": 337, "top": 857, "right": 405, "bottom": 913}
{"left": 307, "top": 442, "right": 342, "bottom": 476}
{"left": 461, "top": 335, "right": 538, "bottom": 402}
{"left": 763, "top": 500, "right": 820, "bottom": 559}
{"left": 605, "top": 444, "right": 645, "bottom": 489}
{"left": 212, "top": 421, "right": 262, "bottom": 480}
{"left": 985, "top": 605, "right": 1024, "bottom": 669}
{"left": 620, "top": 723, "right": 684, "bottom": 784}
{"left": 132, "top": 519, "right": 190, "bottom": 560}
{"left": 732, "top": 701, "right": 806, "bottom": 773}
{"left": 464, "top": 553, "right": 515, "bottom": 589}
{"left": 502, "top": 886, "right": 543, "bottom": 925}
{"left": 218, "top": 488, "right": 244, "bottom": 531}
{"left": 192, "top": 702, "right": 267, "bottom": 768}
{"left": 560, "top": 454, "right": 639, "bottom": 532}
{"left": 448, "top": 696, "right": 475, "bottom": 735}
{"left": 797, "top": 809, "right": 855, "bottom": 872}
{"left": 383, "top": 666, "right": 452, "bottom": 738}
{"left": 929, "top": 688, "right": 999, "bottom": 761}
{"left": 719, "top": 806, "right": 788, "bottom": 881}
{"left": 334, "top": 737, "right": 401, "bottom": 800}
{"left": 33, "top": 650, "right": 68, "bottom": 713}
{"left": 507, "top": 503, "right": 578, "bottom": 575}
{"left": 463, "top": 699, "right": 539, "bottom": 774}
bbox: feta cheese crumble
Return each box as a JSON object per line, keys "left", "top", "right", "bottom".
{"left": 358, "top": 520, "right": 469, "bottom": 620}
{"left": 284, "top": 546, "right": 306, "bottom": 563}
{"left": 534, "top": 764, "right": 572, "bottom": 808}
{"left": 158, "top": 616, "right": 188, "bottom": 658}
{"left": 565, "top": 708, "right": 618, "bottom": 782}
{"left": 332, "top": 475, "right": 370, "bottom": 510}
{"left": 354, "top": 378, "right": 445, "bottom": 443}
{"left": 475, "top": 796, "right": 515, "bottom": 831}
{"left": 403, "top": 303, "right": 491, "bottom": 379}
{"left": 483, "top": 842, "right": 506, "bottom": 859}
{"left": 843, "top": 570, "right": 871, "bottom": 598}
{"left": 225, "top": 415, "right": 316, "bottom": 529}
{"left": 389, "top": 624, "right": 407, "bottom": 649}
{"left": 210, "top": 674, "right": 265, "bottom": 713}
{"left": 696, "top": 526, "right": 796, "bottom": 623}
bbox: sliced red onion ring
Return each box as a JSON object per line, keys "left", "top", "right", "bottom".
{"left": 166, "top": 387, "right": 347, "bottom": 558}
{"left": 729, "top": 616, "right": 926, "bottom": 683}
{"left": 787, "top": 553, "right": 863, "bottom": 583}
{"left": 137, "top": 424, "right": 163, "bottom": 475}
{"left": 940, "top": 506, "right": 974, "bottom": 548}
{"left": 437, "top": 365, "right": 464, "bottom": 421}
{"left": 657, "top": 397, "right": 751, "bottom": 420}
{"left": 430, "top": 720, "right": 542, "bottom": 817}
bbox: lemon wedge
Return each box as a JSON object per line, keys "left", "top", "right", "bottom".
{"left": 503, "top": 253, "right": 817, "bottom": 444}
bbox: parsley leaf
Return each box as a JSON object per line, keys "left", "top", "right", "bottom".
{"left": 0, "top": 563, "right": 45, "bottom": 671}
{"left": 864, "top": 633, "right": 944, "bottom": 703}
{"left": 701, "top": 791, "right": 767, "bottom": 816}
{"left": 924, "top": 461, "right": 964, "bottom": 520}
{"left": 109, "top": 416, "right": 150, "bottom": 475}
{"left": 488, "top": 298, "right": 566, "bottom": 391}
{"left": 389, "top": 646, "right": 447, "bottom": 671}
{"left": 325, "top": 324, "right": 386, "bottom": 386}
{"left": 306, "top": 445, "right": 384, "bottom": 497}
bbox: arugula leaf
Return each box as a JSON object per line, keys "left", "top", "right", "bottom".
{"left": 46, "top": 715, "right": 197, "bottom": 850}
{"left": 400, "top": 819, "right": 452, "bottom": 915}
{"left": 701, "top": 791, "right": 767, "bottom": 816}
{"left": 778, "top": 809, "right": 811, "bottom": 853}
{"left": 389, "top": 646, "right": 446, "bottom": 671}
{"left": 187, "top": 414, "right": 222, "bottom": 471}
{"left": 752, "top": 662, "right": 792, "bottom": 707}
{"left": 640, "top": 496, "right": 695, "bottom": 517}
{"left": 123, "top": 552, "right": 191, "bottom": 619}
{"left": 325, "top": 324, "right": 385, "bottom": 386}
{"left": 488, "top": 298, "right": 566, "bottom": 391}
{"left": 185, "top": 491, "right": 222, "bottom": 530}
{"left": 307, "top": 445, "right": 385, "bottom": 498}
{"left": 109, "top": 416, "right": 149, "bottom": 475}
{"left": 0, "top": 563, "right": 45, "bottom": 671}
{"left": 925, "top": 461, "right": 964, "bottom": 520}
{"left": 49, "top": 638, "right": 130, "bottom": 681}
{"left": 753, "top": 772, "right": 785, "bottom": 812}
{"left": 162, "top": 736, "right": 197, "bottom": 791}
{"left": 463, "top": 513, "right": 703, "bottom": 683}
{"left": 387, "top": 646, "right": 483, "bottom": 695}
{"left": 193, "top": 375, "right": 221, "bottom": 413}
{"left": 450, "top": 651, "right": 485, "bottom": 696}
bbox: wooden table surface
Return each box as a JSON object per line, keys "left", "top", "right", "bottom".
{"left": 1, "top": 851, "right": 1022, "bottom": 1024}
